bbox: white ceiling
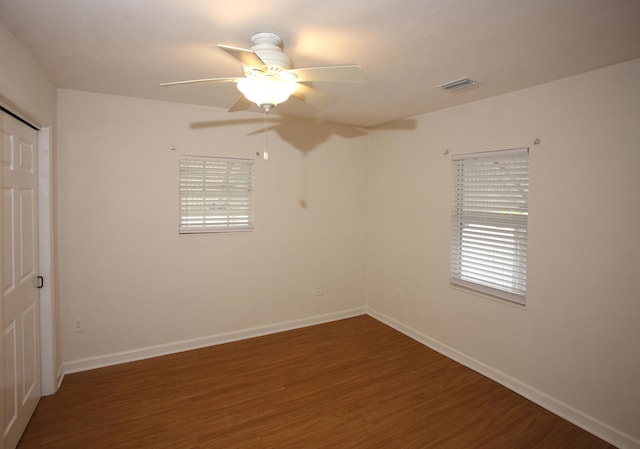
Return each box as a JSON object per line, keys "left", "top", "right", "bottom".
{"left": 1, "top": 0, "right": 639, "bottom": 128}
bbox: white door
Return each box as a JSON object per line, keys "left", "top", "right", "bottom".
{"left": 1, "top": 111, "right": 41, "bottom": 449}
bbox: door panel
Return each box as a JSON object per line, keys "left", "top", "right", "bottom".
{"left": 2, "top": 189, "right": 14, "bottom": 295}
{"left": 19, "top": 189, "right": 35, "bottom": 281}
{"left": 3, "top": 321, "right": 17, "bottom": 435}
{"left": 1, "top": 111, "right": 40, "bottom": 449}
{"left": 22, "top": 303, "right": 38, "bottom": 401}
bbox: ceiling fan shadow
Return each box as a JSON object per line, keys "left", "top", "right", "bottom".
{"left": 247, "top": 119, "right": 367, "bottom": 155}
{"left": 369, "top": 118, "right": 418, "bottom": 131}
{"left": 189, "top": 118, "right": 267, "bottom": 129}
{"left": 190, "top": 116, "right": 368, "bottom": 155}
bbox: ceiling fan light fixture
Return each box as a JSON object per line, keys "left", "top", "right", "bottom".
{"left": 236, "top": 77, "right": 298, "bottom": 110}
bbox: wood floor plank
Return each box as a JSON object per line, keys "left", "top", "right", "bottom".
{"left": 17, "top": 316, "right": 615, "bottom": 448}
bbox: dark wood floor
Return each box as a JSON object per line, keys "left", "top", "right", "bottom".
{"left": 18, "top": 315, "right": 615, "bottom": 448}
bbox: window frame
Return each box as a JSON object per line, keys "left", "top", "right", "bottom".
{"left": 450, "top": 148, "right": 529, "bottom": 305}
{"left": 178, "top": 155, "right": 254, "bottom": 234}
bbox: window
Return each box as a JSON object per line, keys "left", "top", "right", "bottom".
{"left": 179, "top": 156, "right": 254, "bottom": 234}
{"left": 450, "top": 148, "right": 529, "bottom": 304}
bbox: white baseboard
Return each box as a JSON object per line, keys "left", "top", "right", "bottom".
{"left": 63, "top": 307, "right": 366, "bottom": 375}
{"left": 365, "top": 306, "right": 639, "bottom": 449}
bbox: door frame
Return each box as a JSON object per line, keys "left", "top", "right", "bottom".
{"left": 37, "top": 126, "right": 58, "bottom": 395}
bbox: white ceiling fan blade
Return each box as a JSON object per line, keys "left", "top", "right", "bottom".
{"left": 228, "top": 96, "right": 253, "bottom": 112}
{"left": 288, "top": 65, "right": 366, "bottom": 83}
{"left": 292, "top": 84, "right": 336, "bottom": 109}
{"left": 160, "top": 77, "right": 238, "bottom": 87}
{"left": 218, "top": 44, "right": 266, "bottom": 68}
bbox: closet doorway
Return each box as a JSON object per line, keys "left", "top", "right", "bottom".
{"left": 1, "top": 110, "right": 41, "bottom": 449}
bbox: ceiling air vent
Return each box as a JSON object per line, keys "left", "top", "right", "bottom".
{"left": 436, "top": 77, "right": 477, "bottom": 92}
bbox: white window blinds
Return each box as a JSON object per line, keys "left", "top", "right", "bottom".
{"left": 179, "top": 156, "right": 254, "bottom": 233}
{"left": 450, "top": 148, "right": 529, "bottom": 304}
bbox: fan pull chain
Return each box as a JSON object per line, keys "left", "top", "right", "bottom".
{"left": 263, "top": 108, "right": 270, "bottom": 160}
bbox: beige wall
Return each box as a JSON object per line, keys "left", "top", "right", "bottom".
{"left": 366, "top": 59, "right": 640, "bottom": 446}
{"left": 0, "top": 23, "right": 56, "bottom": 125}
{"left": 57, "top": 90, "right": 367, "bottom": 364}
{"left": 0, "top": 22, "right": 60, "bottom": 394}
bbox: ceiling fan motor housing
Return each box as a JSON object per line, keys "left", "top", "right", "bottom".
{"left": 250, "top": 32, "right": 292, "bottom": 71}
{"left": 161, "top": 31, "right": 365, "bottom": 112}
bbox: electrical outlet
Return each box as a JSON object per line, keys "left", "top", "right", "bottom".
{"left": 316, "top": 283, "right": 324, "bottom": 296}
{"left": 395, "top": 288, "right": 402, "bottom": 300}
{"left": 72, "top": 316, "right": 84, "bottom": 333}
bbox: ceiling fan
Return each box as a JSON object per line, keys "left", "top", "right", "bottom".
{"left": 160, "top": 32, "right": 366, "bottom": 113}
